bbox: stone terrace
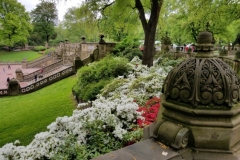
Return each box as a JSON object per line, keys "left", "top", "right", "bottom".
{"left": 0, "top": 64, "right": 39, "bottom": 89}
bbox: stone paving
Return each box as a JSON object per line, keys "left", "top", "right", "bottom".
{"left": 0, "top": 64, "right": 39, "bottom": 89}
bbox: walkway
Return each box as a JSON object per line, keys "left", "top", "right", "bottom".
{"left": 0, "top": 65, "right": 39, "bottom": 89}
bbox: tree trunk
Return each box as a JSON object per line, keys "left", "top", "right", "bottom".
{"left": 143, "top": 29, "right": 156, "bottom": 67}
{"left": 135, "top": 0, "right": 164, "bottom": 67}
{"left": 47, "top": 35, "right": 50, "bottom": 43}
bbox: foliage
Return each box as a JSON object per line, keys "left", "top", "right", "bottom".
{"left": 219, "top": 48, "right": 228, "bottom": 56}
{"left": 0, "top": 0, "right": 32, "bottom": 49}
{"left": 33, "top": 46, "right": 46, "bottom": 52}
{"left": 137, "top": 97, "right": 160, "bottom": 127}
{"left": 84, "top": 0, "right": 164, "bottom": 67}
{"left": 30, "top": 1, "right": 58, "bottom": 43}
{"left": 0, "top": 76, "right": 76, "bottom": 147}
{"left": 158, "top": 57, "right": 184, "bottom": 68}
{"left": 80, "top": 79, "right": 113, "bottom": 101}
{"left": 112, "top": 36, "right": 142, "bottom": 60}
{"left": 62, "top": 4, "right": 99, "bottom": 42}
{"left": 160, "top": 0, "right": 240, "bottom": 45}
{"left": 100, "top": 56, "right": 170, "bottom": 105}
{"left": 0, "top": 55, "right": 182, "bottom": 159}
{"left": 0, "top": 51, "right": 42, "bottom": 62}
{"left": 73, "top": 55, "right": 130, "bottom": 101}
{"left": 43, "top": 47, "right": 55, "bottom": 55}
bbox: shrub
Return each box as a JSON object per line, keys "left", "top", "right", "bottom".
{"left": 73, "top": 55, "right": 130, "bottom": 101}
{"left": 43, "top": 47, "right": 55, "bottom": 55}
{"left": 80, "top": 79, "right": 113, "bottom": 101}
{"left": 33, "top": 46, "right": 46, "bottom": 52}
{"left": 112, "top": 36, "right": 142, "bottom": 60}
{"left": 235, "top": 51, "right": 240, "bottom": 59}
{"left": 219, "top": 48, "right": 228, "bottom": 56}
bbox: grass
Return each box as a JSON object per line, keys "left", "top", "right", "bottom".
{"left": 0, "top": 51, "right": 42, "bottom": 62}
{"left": 0, "top": 75, "right": 77, "bottom": 147}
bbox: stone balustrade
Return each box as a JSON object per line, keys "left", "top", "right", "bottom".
{"left": 0, "top": 89, "right": 8, "bottom": 96}
{"left": 23, "top": 60, "right": 63, "bottom": 81}
{"left": 21, "top": 66, "right": 74, "bottom": 94}
{"left": 26, "top": 54, "right": 52, "bottom": 68}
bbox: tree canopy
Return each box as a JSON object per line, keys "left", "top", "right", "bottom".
{"left": 83, "top": 0, "right": 164, "bottom": 67}
{"left": 30, "top": 1, "right": 58, "bottom": 44}
{"left": 160, "top": 0, "right": 240, "bottom": 45}
{"left": 0, "top": 0, "right": 32, "bottom": 49}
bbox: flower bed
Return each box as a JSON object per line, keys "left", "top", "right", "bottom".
{"left": 0, "top": 56, "right": 181, "bottom": 160}
{"left": 137, "top": 97, "right": 160, "bottom": 127}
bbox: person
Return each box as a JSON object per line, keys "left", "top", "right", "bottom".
{"left": 34, "top": 74, "right": 37, "bottom": 82}
{"left": 7, "top": 77, "right": 10, "bottom": 86}
{"left": 8, "top": 64, "right": 11, "bottom": 69}
{"left": 3, "top": 67, "right": 5, "bottom": 73}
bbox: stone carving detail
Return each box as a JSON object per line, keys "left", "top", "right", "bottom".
{"left": 164, "top": 58, "right": 240, "bottom": 108}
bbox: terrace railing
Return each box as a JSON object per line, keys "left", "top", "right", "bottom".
{"left": 26, "top": 54, "right": 53, "bottom": 68}
{"left": 23, "top": 60, "right": 63, "bottom": 81}
{"left": 21, "top": 66, "right": 74, "bottom": 94}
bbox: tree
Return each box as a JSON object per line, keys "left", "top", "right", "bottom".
{"left": 62, "top": 4, "right": 99, "bottom": 42}
{"left": 160, "top": 0, "right": 240, "bottom": 45}
{"left": 0, "top": 0, "right": 32, "bottom": 50}
{"left": 30, "top": 1, "right": 58, "bottom": 44}
{"left": 83, "top": 0, "right": 164, "bottom": 67}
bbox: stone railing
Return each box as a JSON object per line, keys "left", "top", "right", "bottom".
{"left": 23, "top": 60, "right": 63, "bottom": 81}
{"left": 26, "top": 54, "right": 52, "bottom": 68}
{"left": 218, "top": 56, "right": 235, "bottom": 68}
{"left": 0, "top": 61, "right": 22, "bottom": 65}
{"left": 21, "top": 66, "right": 74, "bottom": 94}
{"left": 0, "top": 89, "right": 8, "bottom": 96}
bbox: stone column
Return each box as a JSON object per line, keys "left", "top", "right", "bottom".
{"left": 15, "top": 68, "right": 23, "bottom": 82}
{"left": 21, "top": 58, "right": 28, "bottom": 69}
{"left": 7, "top": 78, "right": 20, "bottom": 96}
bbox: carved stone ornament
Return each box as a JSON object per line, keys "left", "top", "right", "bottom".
{"left": 163, "top": 30, "right": 240, "bottom": 109}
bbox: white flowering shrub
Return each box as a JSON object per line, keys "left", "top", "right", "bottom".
{"left": 100, "top": 56, "right": 171, "bottom": 104}
{"left": 0, "top": 56, "right": 183, "bottom": 160}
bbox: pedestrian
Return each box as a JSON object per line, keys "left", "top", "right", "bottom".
{"left": 7, "top": 77, "right": 10, "bottom": 86}
{"left": 34, "top": 74, "right": 38, "bottom": 82}
{"left": 8, "top": 64, "right": 11, "bottom": 69}
{"left": 3, "top": 67, "right": 5, "bottom": 73}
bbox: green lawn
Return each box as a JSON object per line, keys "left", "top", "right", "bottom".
{"left": 0, "top": 51, "right": 42, "bottom": 62}
{"left": 0, "top": 75, "right": 77, "bottom": 147}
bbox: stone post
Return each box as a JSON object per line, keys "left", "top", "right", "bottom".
{"left": 74, "top": 56, "right": 84, "bottom": 72}
{"left": 25, "top": 44, "right": 28, "bottom": 50}
{"left": 45, "top": 42, "right": 48, "bottom": 49}
{"left": 21, "top": 58, "right": 28, "bottom": 68}
{"left": 7, "top": 78, "right": 20, "bottom": 96}
{"left": 15, "top": 68, "right": 23, "bottom": 82}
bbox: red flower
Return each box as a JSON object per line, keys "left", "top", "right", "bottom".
{"left": 136, "top": 97, "right": 161, "bottom": 127}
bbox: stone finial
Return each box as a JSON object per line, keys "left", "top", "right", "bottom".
{"left": 81, "top": 36, "right": 86, "bottom": 43}
{"left": 163, "top": 29, "right": 240, "bottom": 108}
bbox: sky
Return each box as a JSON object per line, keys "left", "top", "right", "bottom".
{"left": 18, "top": 0, "right": 84, "bottom": 21}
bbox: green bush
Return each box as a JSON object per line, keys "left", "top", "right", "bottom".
{"left": 33, "top": 46, "right": 46, "bottom": 52}
{"left": 43, "top": 47, "right": 55, "bottom": 55}
{"left": 160, "top": 57, "right": 185, "bottom": 67}
{"left": 112, "top": 36, "right": 142, "bottom": 60}
{"left": 80, "top": 79, "right": 113, "bottom": 101}
{"left": 73, "top": 55, "right": 130, "bottom": 101}
{"left": 235, "top": 51, "right": 240, "bottom": 59}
